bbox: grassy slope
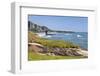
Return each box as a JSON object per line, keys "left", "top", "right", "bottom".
{"left": 28, "top": 31, "right": 85, "bottom": 60}
{"left": 28, "top": 51, "right": 85, "bottom": 61}
{"left": 35, "top": 38, "right": 79, "bottom": 48}
{"left": 28, "top": 31, "right": 79, "bottom": 48}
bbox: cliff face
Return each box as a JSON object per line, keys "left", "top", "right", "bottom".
{"left": 28, "top": 21, "right": 75, "bottom": 33}
{"left": 28, "top": 21, "right": 51, "bottom": 32}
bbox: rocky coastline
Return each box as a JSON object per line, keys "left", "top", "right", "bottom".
{"left": 28, "top": 43, "right": 88, "bottom": 58}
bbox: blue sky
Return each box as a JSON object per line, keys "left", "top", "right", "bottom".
{"left": 28, "top": 15, "right": 88, "bottom": 32}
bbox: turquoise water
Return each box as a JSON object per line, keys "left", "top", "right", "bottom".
{"left": 43, "top": 32, "right": 88, "bottom": 50}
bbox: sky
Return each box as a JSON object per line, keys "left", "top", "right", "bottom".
{"left": 28, "top": 15, "right": 88, "bottom": 32}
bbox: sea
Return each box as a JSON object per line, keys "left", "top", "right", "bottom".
{"left": 38, "top": 32, "right": 88, "bottom": 50}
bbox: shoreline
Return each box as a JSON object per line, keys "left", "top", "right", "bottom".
{"left": 28, "top": 42, "right": 88, "bottom": 57}
{"left": 36, "top": 32, "right": 88, "bottom": 50}
{"left": 36, "top": 32, "right": 45, "bottom": 37}
{"left": 28, "top": 31, "right": 88, "bottom": 60}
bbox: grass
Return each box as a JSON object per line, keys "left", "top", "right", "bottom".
{"left": 28, "top": 51, "right": 85, "bottom": 61}
{"left": 28, "top": 31, "right": 79, "bottom": 48}
{"left": 35, "top": 38, "right": 79, "bottom": 48}
{"left": 28, "top": 31, "right": 84, "bottom": 60}
{"left": 28, "top": 31, "right": 39, "bottom": 43}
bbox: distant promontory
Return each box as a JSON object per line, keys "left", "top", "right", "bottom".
{"left": 28, "top": 21, "right": 75, "bottom": 33}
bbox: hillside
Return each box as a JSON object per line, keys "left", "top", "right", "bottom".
{"left": 28, "top": 21, "right": 51, "bottom": 32}
{"left": 28, "top": 21, "right": 75, "bottom": 33}
{"left": 28, "top": 31, "right": 88, "bottom": 60}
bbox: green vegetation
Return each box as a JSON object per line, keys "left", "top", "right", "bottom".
{"left": 28, "top": 31, "right": 79, "bottom": 48}
{"left": 28, "top": 51, "right": 85, "bottom": 61}
{"left": 35, "top": 38, "right": 79, "bottom": 48}
{"left": 28, "top": 31, "right": 84, "bottom": 60}
{"left": 28, "top": 31, "right": 39, "bottom": 43}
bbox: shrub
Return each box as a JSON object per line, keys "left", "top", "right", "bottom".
{"left": 28, "top": 31, "right": 79, "bottom": 48}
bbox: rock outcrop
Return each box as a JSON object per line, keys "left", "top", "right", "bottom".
{"left": 28, "top": 21, "right": 75, "bottom": 33}
{"left": 28, "top": 43, "right": 88, "bottom": 57}
{"left": 28, "top": 21, "right": 51, "bottom": 32}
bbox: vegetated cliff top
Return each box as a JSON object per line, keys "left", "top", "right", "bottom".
{"left": 28, "top": 21, "right": 75, "bottom": 33}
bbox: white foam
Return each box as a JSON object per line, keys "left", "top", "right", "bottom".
{"left": 77, "top": 34, "right": 82, "bottom": 38}
{"left": 65, "top": 33, "right": 72, "bottom": 35}
{"left": 44, "top": 35, "right": 52, "bottom": 38}
{"left": 36, "top": 33, "right": 45, "bottom": 37}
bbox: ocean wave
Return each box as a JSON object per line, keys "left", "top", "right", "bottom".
{"left": 44, "top": 35, "right": 52, "bottom": 38}
{"left": 77, "top": 34, "right": 82, "bottom": 38}
{"left": 64, "top": 33, "right": 72, "bottom": 35}
{"left": 36, "top": 33, "right": 45, "bottom": 37}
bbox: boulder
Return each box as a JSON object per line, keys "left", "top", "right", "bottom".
{"left": 28, "top": 43, "right": 88, "bottom": 57}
